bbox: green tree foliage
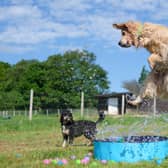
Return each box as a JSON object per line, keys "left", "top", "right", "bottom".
{"left": 0, "top": 62, "right": 11, "bottom": 91}
{"left": 138, "top": 65, "right": 149, "bottom": 85}
{"left": 0, "top": 50, "right": 109, "bottom": 110}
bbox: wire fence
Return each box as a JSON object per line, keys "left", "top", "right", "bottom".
{"left": 134, "top": 97, "right": 168, "bottom": 114}
{"left": 0, "top": 97, "right": 168, "bottom": 120}
{"left": 0, "top": 108, "right": 99, "bottom": 119}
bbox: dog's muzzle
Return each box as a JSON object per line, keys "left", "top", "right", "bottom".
{"left": 118, "top": 41, "right": 131, "bottom": 48}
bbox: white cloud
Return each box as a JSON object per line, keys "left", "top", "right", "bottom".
{"left": 0, "top": 5, "right": 41, "bottom": 21}
{"left": 0, "top": 44, "right": 33, "bottom": 53}
{"left": 9, "top": 0, "right": 34, "bottom": 5}
{"left": 106, "top": 0, "right": 159, "bottom": 11}
{"left": 0, "top": 0, "right": 168, "bottom": 54}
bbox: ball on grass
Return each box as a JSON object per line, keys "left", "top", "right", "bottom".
{"left": 84, "top": 156, "right": 90, "bottom": 161}
{"left": 70, "top": 155, "right": 76, "bottom": 160}
{"left": 81, "top": 158, "right": 89, "bottom": 165}
{"left": 57, "top": 160, "right": 63, "bottom": 165}
{"left": 75, "top": 159, "right": 81, "bottom": 164}
{"left": 87, "top": 152, "right": 93, "bottom": 156}
{"left": 43, "top": 159, "right": 51, "bottom": 165}
{"left": 101, "top": 160, "right": 107, "bottom": 164}
{"left": 51, "top": 159, "right": 57, "bottom": 164}
{"left": 62, "top": 158, "right": 68, "bottom": 164}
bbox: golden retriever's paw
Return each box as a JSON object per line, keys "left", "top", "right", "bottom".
{"left": 128, "top": 96, "right": 142, "bottom": 106}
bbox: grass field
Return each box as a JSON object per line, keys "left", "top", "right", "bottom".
{"left": 0, "top": 113, "right": 168, "bottom": 168}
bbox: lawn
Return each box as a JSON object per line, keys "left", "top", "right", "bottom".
{"left": 0, "top": 113, "right": 168, "bottom": 168}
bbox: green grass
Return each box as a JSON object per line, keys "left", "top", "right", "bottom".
{"left": 0, "top": 113, "right": 168, "bottom": 168}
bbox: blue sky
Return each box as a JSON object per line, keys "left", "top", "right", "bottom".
{"left": 0, "top": 0, "right": 168, "bottom": 92}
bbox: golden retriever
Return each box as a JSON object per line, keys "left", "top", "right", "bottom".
{"left": 113, "top": 21, "right": 168, "bottom": 105}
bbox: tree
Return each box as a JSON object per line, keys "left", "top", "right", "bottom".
{"left": 44, "top": 50, "right": 109, "bottom": 108}
{"left": 122, "top": 66, "right": 149, "bottom": 95}
{"left": 0, "top": 50, "right": 109, "bottom": 109}
{"left": 0, "top": 62, "right": 11, "bottom": 91}
{"left": 138, "top": 66, "right": 149, "bottom": 85}
{"left": 122, "top": 80, "right": 140, "bottom": 95}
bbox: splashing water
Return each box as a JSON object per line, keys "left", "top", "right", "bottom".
{"left": 96, "top": 114, "right": 168, "bottom": 142}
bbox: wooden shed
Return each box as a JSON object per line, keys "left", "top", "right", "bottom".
{"left": 96, "top": 92, "right": 131, "bottom": 115}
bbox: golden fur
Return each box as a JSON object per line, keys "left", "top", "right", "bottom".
{"left": 113, "top": 21, "right": 168, "bottom": 105}
{"left": 113, "top": 21, "right": 168, "bottom": 69}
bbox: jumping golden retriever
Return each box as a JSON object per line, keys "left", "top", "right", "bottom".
{"left": 113, "top": 21, "right": 168, "bottom": 105}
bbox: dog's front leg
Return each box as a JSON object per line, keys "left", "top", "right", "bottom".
{"left": 127, "top": 95, "right": 143, "bottom": 106}
{"left": 148, "top": 53, "right": 162, "bottom": 69}
{"left": 68, "top": 135, "right": 74, "bottom": 145}
{"left": 128, "top": 70, "right": 157, "bottom": 106}
{"left": 62, "top": 134, "right": 68, "bottom": 147}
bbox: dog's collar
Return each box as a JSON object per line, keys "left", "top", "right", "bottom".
{"left": 136, "top": 24, "right": 143, "bottom": 38}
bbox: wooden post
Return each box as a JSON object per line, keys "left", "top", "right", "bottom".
{"left": 29, "top": 89, "right": 34, "bottom": 121}
{"left": 57, "top": 109, "right": 60, "bottom": 117}
{"left": 121, "top": 94, "right": 125, "bottom": 116}
{"left": 153, "top": 95, "right": 156, "bottom": 116}
{"left": 81, "top": 91, "right": 84, "bottom": 117}
{"left": 46, "top": 109, "right": 48, "bottom": 117}
{"left": 25, "top": 109, "right": 27, "bottom": 116}
{"left": 13, "top": 110, "right": 15, "bottom": 117}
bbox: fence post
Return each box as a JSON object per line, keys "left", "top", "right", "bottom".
{"left": 29, "top": 89, "right": 34, "bottom": 121}
{"left": 153, "top": 95, "right": 156, "bottom": 116}
{"left": 13, "top": 110, "right": 15, "bottom": 117}
{"left": 57, "top": 109, "right": 60, "bottom": 117}
{"left": 3, "top": 111, "right": 5, "bottom": 117}
{"left": 25, "top": 109, "right": 27, "bottom": 116}
{"left": 81, "top": 91, "right": 84, "bottom": 117}
{"left": 121, "top": 94, "right": 125, "bottom": 116}
{"left": 46, "top": 109, "right": 48, "bottom": 117}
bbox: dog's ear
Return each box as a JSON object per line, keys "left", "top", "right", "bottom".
{"left": 113, "top": 23, "right": 128, "bottom": 30}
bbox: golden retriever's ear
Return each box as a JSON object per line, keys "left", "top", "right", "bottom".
{"left": 113, "top": 23, "right": 127, "bottom": 30}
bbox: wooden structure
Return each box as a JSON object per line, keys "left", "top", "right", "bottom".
{"left": 96, "top": 92, "right": 131, "bottom": 115}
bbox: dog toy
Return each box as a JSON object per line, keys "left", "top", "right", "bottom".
{"left": 62, "top": 159, "right": 68, "bottom": 164}
{"left": 81, "top": 156, "right": 90, "bottom": 165}
{"left": 57, "top": 160, "right": 63, "bottom": 165}
{"left": 70, "top": 155, "right": 76, "bottom": 160}
{"left": 51, "top": 159, "right": 57, "bottom": 164}
{"left": 101, "top": 160, "right": 107, "bottom": 164}
{"left": 87, "top": 152, "right": 93, "bottom": 156}
{"left": 43, "top": 159, "right": 51, "bottom": 165}
{"left": 75, "top": 159, "right": 81, "bottom": 164}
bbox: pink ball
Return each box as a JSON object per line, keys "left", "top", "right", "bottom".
{"left": 84, "top": 156, "right": 90, "bottom": 161}
{"left": 81, "top": 158, "right": 89, "bottom": 165}
{"left": 62, "top": 159, "right": 68, "bottom": 164}
{"left": 43, "top": 159, "right": 51, "bottom": 165}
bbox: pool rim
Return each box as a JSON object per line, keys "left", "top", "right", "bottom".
{"left": 94, "top": 135, "right": 168, "bottom": 143}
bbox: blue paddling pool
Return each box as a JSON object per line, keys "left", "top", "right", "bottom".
{"left": 94, "top": 136, "right": 168, "bottom": 163}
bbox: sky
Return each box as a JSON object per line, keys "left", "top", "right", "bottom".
{"left": 0, "top": 0, "right": 168, "bottom": 92}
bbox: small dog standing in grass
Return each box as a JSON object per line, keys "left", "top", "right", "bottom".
{"left": 60, "top": 110, "right": 105, "bottom": 147}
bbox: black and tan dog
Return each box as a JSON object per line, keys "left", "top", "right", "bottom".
{"left": 60, "top": 109, "right": 105, "bottom": 147}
